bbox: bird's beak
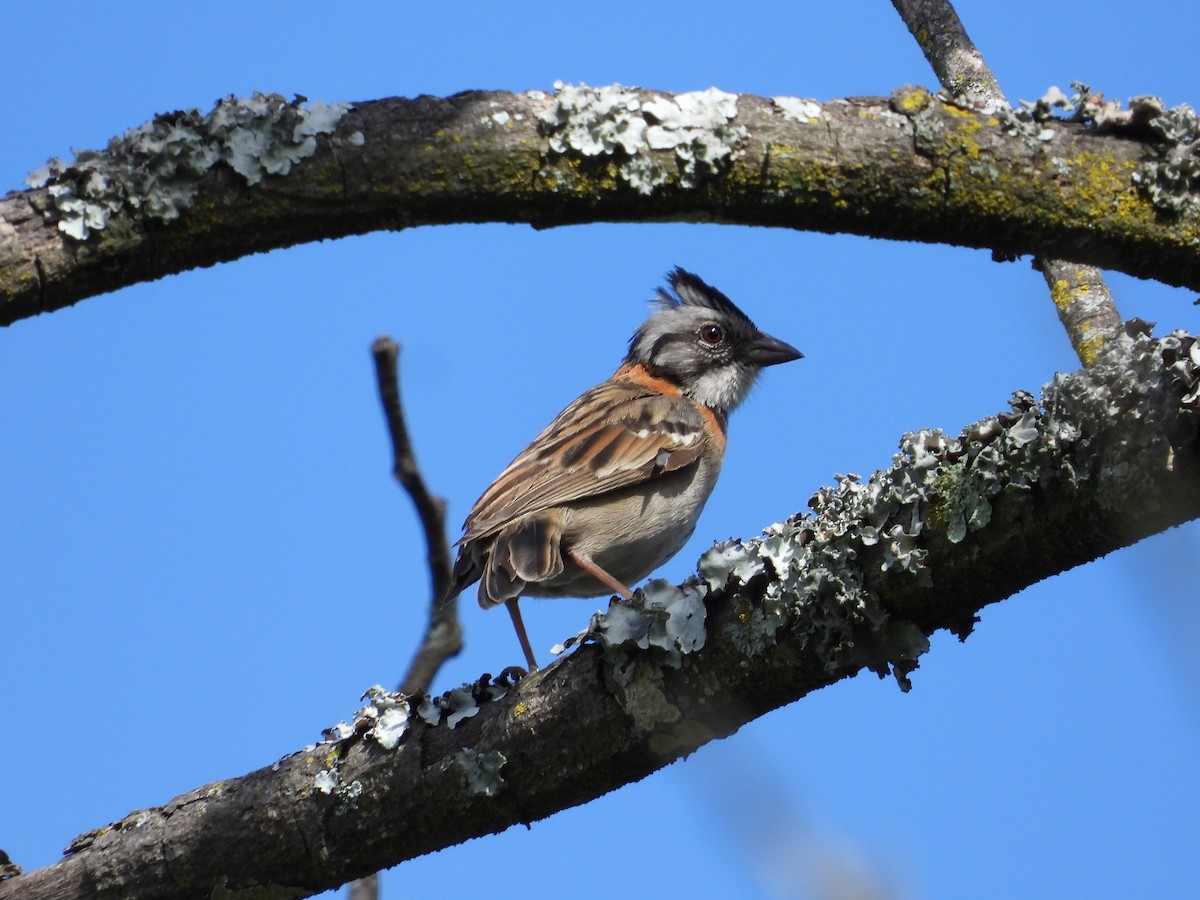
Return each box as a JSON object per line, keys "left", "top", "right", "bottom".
{"left": 747, "top": 332, "right": 803, "bottom": 367}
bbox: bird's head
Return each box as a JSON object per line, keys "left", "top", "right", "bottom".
{"left": 626, "top": 267, "right": 802, "bottom": 414}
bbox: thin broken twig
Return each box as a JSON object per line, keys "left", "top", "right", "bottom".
{"left": 370, "top": 336, "right": 462, "bottom": 695}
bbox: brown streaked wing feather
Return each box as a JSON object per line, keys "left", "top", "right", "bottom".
{"left": 460, "top": 380, "right": 705, "bottom": 542}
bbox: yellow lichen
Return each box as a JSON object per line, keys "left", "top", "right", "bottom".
{"left": 1060, "top": 150, "right": 1146, "bottom": 228}
{"left": 939, "top": 103, "right": 984, "bottom": 161}
{"left": 897, "top": 86, "right": 932, "bottom": 114}
{"left": 1049, "top": 278, "right": 1073, "bottom": 312}
{"left": 1078, "top": 332, "right": 1106, "bottom": 367}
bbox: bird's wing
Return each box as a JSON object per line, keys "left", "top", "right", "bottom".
{"left": 459, "top": 379, "right": 706, "bottom": 542}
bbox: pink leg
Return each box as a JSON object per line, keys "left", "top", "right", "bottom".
{"left": 505, "top": 598, "right": 539, "bottom": 671}
{"left": 567, "top": 549, "right": 635, "bottom": 600}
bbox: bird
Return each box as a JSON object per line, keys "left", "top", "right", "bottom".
{"left": 448, "top": 268, "right": 802, "bottom": 670}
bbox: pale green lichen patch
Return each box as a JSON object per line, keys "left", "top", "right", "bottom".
{"left": 611, "top": 658, "right": 684, "bottom": 732}
{"left": 594, "top": 579, "right": 707, "bottom": 656}
{"left": 313, "top": 769, "right": 339, "bottom": 795}
{"left": 373, "top": 705, "right": 411, "bottom": 750}
{"left": 699, "top": 542, "right": 766, "bottom": 592}
{"left": 27, "top": 93, "right": 354, "bottom": 239}
{"left": 539, "top": 81, "right": 745, "bottom": 194}
{"left": 543, "top": 580, "right": 710, "bottom": 738}
{"left": 454, "top": 749, "right": 507, "bottom": 797}
{"left": 553, "top": 577, "right": 709, "bottom": 662}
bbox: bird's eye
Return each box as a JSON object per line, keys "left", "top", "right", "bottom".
{"left": 699, "top": 323, "right": 724, "bottom": 346}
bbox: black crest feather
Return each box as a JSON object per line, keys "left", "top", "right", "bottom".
{"left": 653, "top": 267, "right": 753, "bottom": 326}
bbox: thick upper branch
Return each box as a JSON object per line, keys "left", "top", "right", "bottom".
{"left": 6, "top": 328, "right": 1198, "bottom": 900}
{"left": 2, "top": 86, "right": 1199, "bottom": 325}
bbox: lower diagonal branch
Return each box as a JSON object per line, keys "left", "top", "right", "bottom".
{"left": 5, "top": 330, "right": 1198, "bottom": 900}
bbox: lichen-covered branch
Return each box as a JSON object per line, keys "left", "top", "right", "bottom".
{"left": 891, "top": 0, "right": 1004, "bottom": 108}
{"left": 6, "top": 328, "right": 1198, "bottom": 900}
{"left": 4, "top": 85, "right": 1200, "bottom": 326}
{"left": 1042, "top": 258, "right": 1123, "bottom": 365}
{"left": 891, "top": 0, "right": 1123, "bottom": 366}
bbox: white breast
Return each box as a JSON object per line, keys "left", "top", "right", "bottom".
{"left": 525, "top": 453, "right": 723, "bottom": 598}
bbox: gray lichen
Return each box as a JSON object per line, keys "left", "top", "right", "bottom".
{"left": 1013, "top": 83, "right": 1199, "bottom": 215}
{"left": 539, "top": 81, "right": 745, "bottom": 194}
{"left": 313, "top": 768, "right": 339, "bottom": 795}
{"left": 553, "top": 578, "right": 709, "bottom": 662}
{"left": 454, "top": 749, "right": 507, "bottom": 797}
{"left": 27, "top": 93, "right": 355, "bottom": 239}
{"left": 343, "top": 684, "right": 412, "bottom": 750}
{"left": 1132, "top": 103, "right": 1200, "bottom": 215}
{"left": 770, "top": 96, "right": 823, "bottom": 124}
{"left": 322, "top": 673, "right": 518, "bottom": 759}
{"left": 594, "top": 579, "right": 707, "bottom": 656}
{"left": 699, "top": 478, "right": 931, "bottom": 691}
{"left": 692, "top": 329, "right": 1200, "bottom": 691}
{"left": 1016, "top": 82, "right": 1162, "bottom": 131}
{"left": 547, "top": 581, "right": 711, "bottom": 739}
{"left": 313, "top": 762, "right": 365, "bottom": 814}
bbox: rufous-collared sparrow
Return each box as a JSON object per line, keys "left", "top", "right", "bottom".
{"left": 449, "top": 268, "right": 801, "bottom": 669}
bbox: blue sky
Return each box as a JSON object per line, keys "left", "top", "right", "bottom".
{"left": 3, "top": 2, "right": 1199, "bottom": 898}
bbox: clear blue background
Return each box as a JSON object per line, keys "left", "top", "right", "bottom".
{"left": 3, "top": 3, "right": 1198, "bottom": 898}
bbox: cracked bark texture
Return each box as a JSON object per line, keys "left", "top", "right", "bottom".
{"left": 4, "top": 328, "right": 1199, "bottom": 900}
{"left": 3, "top": 87, "right": 1200, "bottom": 327}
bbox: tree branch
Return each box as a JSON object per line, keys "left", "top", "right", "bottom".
{"left": 6, "top": 327, "right": 1198, "bottom": 900}
{"left": 890, "top": 0, "right": 1005, "bottom": 107}
{"left": 370, "top": 336, "right": 461, "bottom": 695}
{"left": 891, "top": 0, "right": 1123, "bottom": 365}
{"left": 3, "top": 86, "right": 1199, "bottom": 327}
{"left": 1040, "top": 258, "right": 1124, "bottom": 364}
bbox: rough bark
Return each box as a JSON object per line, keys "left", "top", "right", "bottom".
{"left": 5, "top": 328, "right": 1198, "bottom": 900}
{"left": 3, "top": 86, "right": 1200, "bottom": 326}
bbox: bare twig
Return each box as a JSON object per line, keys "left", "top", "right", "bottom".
{"left": 357, "top": 337, "right": 462, "bottom": 900}
{"left": 891, "top": 0, "right": 1123, "bottom": 366}
{"left": 369, "top": 336, "right": 462, "bottom": 694}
